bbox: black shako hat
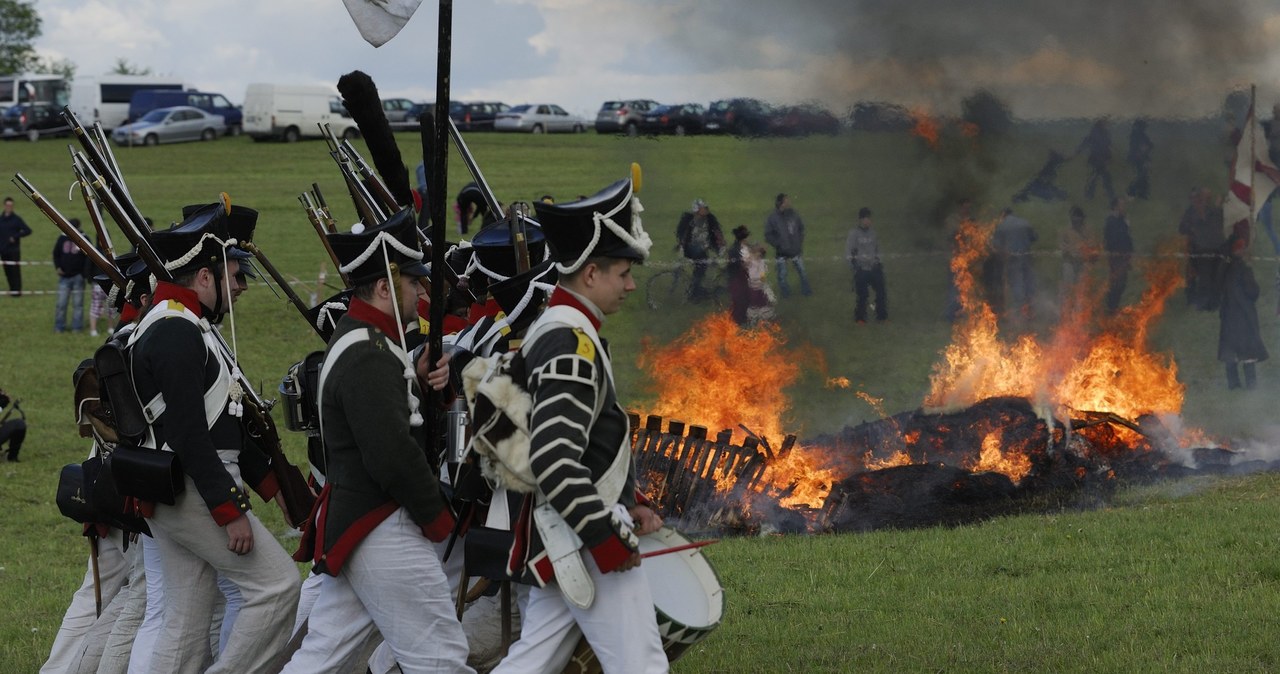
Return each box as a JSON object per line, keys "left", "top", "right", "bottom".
{"left": 305, "top": 288, "right": 354, "bottom": 342}
{"left": 489, "top": 258, "right": 557, "bottom": 328}
{"left": 149, "top": 201, "right": 240, "bottom": 276}
{"left": 532, "top": 176, "right": 652, "bottom": 273}
{"left": 180, "top": 202, "right": 258, "bottom": 265}
{"left": 327, "top": 208, "right": 429, "bottom": 285}
{"left": 469, "top": 217, "right": 548, "bottom": 282}
{"left": 95, "top": 250, "right": 148, "bottom": 311}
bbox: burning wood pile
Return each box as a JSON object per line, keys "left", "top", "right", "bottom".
{"left": 632, "top": 219, "right": 1275, "bottom": 537}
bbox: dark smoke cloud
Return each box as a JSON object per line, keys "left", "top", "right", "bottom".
{"left": 657, "top": 0, "right": 1274, "bottom": 117}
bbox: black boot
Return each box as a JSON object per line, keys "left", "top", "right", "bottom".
{"left": 1225, "top": 363, "right": 1242, "bottom": 390}
{"left": 1243, "top": 362, "right": 1258, "bottom": 390}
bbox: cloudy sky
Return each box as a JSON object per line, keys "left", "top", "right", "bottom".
{"left": 30, "top": 0, "right": 1280, "bottom": 120}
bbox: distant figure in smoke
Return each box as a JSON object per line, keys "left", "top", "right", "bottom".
{"left": 1103, "top": 197, "right": 1134, "bottom": 314}
{"left": 1217, "top": 228, "right": 1267, "bottom": 390}
{"left": 1126, "top": 119, "right": 1154, "bottom": 200}
{"left": 1178, "top": 187, "right": 1225, "bottom": 311}
{"left": 676, "top": 197, "right": 725, "bottom": 301}
{"left": 1076, "top": 119, "right": 1115, "bottom": 202}
{"left": 1058, "top": 205, "right": 1097, "bottom": 307}
{"left": 846, "top": 207, "right": 887, "bottom": 323}
{"left": 994, "top": 206, "right": 1037, "bottom": 320}
{"left": 1012, "top": 150, "right": 1070, "bottom": 203}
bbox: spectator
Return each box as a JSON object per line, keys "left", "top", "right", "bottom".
{"left": 846, "top": 207, "right": 887, "bottom": 323}
{"left": 414, "top": 161, "right": 429, "bottom": 208}
{"left": 726, "top": 225, "right": 776, "bottom": 326}
{"left": 455, "top": 181, "right": 491, "bottom": 235}
{"left": 1059, "top": 205, "right": 1098, "bottom": 300}
{"left": 1103, "top": 197, "right": 1134, "bottom": 314}
{"left": 1077, "top": 119, "right": 1115, "bottom": 202}
{"left": 52, "top": 218, "right": 90, "bottom": 333}
{"left": 1012, "top": 150, "right": 1071, "bottom": 203}
{"left": 994, "top": 206, "right": 1037, "bottom": 320}
{"left": 88, "top": 234, "right": 113, "bottom": 337}
{"left": 675, "top": 198, "right": 725, "bottom": 301}
{"left": 1126, "top": 119, "right": 1154, "bottom": 199}
{"left": 1178, "top": 187, "right": 1226, "bottom": 311}
{"left": 0, "top": 196, "right": 33, "bottom": 297}
{"left": 764, "top": 193, "right": 813, "bottom": 297}
{"left": 1217, "top": 230, "right": 1267, "bottom": 389}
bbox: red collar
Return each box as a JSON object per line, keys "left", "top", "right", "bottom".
{"left": 119, "top": 304, "right": 140, "bottom": 324}
{"left": 347, "top": 297, "right": 405, "bottom": 338}
{"left": 151, "top": 281, "right": 204, "bottom": 318}
{"left": 548, "top": 287, "right": 601, "bottom": 330}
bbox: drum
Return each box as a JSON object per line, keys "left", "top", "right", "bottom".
{"left": 563, "top": 526, "right": 724, "bottom": 673}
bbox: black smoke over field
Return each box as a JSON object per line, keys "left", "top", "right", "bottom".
{"left": 656, "top": 0, "right": 1270, "bottom": 118}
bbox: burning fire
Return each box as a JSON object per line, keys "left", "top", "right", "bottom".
{"left": 637, "top": 315, "right": 837, "bottom": 508}
{"left": 926, "top": 218, "right": 1185, "bottom": 424}
{"left": 910, "top": 107, "right": 941, "bottom": 150}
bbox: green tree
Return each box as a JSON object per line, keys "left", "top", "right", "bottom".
{"left": 32, "top": 55, "right": 75, "bottom": 80}
{"left": 0, "top": 0, "right": 41, "bottom": 74}
{"left": 111, "top": 58, "right": 152, "bottom": 76}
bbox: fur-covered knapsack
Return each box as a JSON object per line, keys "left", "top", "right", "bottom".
{"left": 460, "top": 349, "right": 538, "bottom": 493}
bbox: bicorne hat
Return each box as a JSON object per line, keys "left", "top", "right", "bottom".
{"left": 95, "top": 250, "right": 148, "bottom": 312}
{"left": 533, "top": 176, "right": 651, "bottom": 273}
{"left": 327, "top": 208, "right": 429, "bottom": 285}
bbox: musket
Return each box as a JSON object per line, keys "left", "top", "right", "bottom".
{"left": 340, "top": 139, "right": 401, "bottom": 214}
{"left": 240, "top": 241, "right": 325, "bottom": 338}
{"left": 509, "top": 202, "right": 532, "bottom": 275}
{"left": 69, "top": 147, "right": 115, "bottom": 259}
{"left": 321, "top": 124, "right": 386, "bottom": 226}
{"left": 311, "top": 183, "right": 338, "bottom": 233}
{"left": 299, "top": 192, "right": 350, "bottom": 287}
{"left": 446, "top": 118, "right": 502, "bottom": 217}
{"left": 12, "top": 173, "right": 126, "bottom": 287}
{"left": 91, "top": 121, "right": 128, "bottom": 196}
{"left": 74, "top": 157, "right": 172, "bottom": 282}
{"left": 62, "top": 107, "right": 148, "bottom": 231}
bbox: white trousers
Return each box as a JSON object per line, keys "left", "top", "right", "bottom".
{"left": 40, "top": 530, "right": 130, "bottom": 674}
{"left": 96, "top": 541, "right": 146, "bottom": 674}
{"left": 491, "top": 508, "right": 667, "bottom": 674}
{"left": 281, "top": 507, "right": 473, "bottom": 674}
{"left": 145, "top": 476, "right": 300, "bottom": 674}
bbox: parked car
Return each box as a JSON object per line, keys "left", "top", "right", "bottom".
{"left": 1, "top": 102, "right": 70, "bottom": 142}
{"left": 770, "top": 104, "right": 842, "bottom": 136}
{"left": 111, "top": 106, "right": 227, "bottom": 146}
{"left": 639, "top": 103, "right": 705, "bottom": 136}
{"left": 453, "top": 101, "right": 509, "bottom": 131}
{"left": 703, "top": 98, "right": 775, "bottom": 136}
{"left": 594, "top": 99, "right": 660, "bottom": 135}
{"left": 128, "top": 89, "right": 243, "bottom": 135}
{"left": 495, "top": 104, "right": 587, "bottom": 133}
{"left": 397, "top": 101, "right": 439, "bottom": 131}
{"left": 383, "top": 97, "right": 415, "bottom": 122}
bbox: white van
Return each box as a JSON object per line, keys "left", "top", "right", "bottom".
{"left": 242, "top": 83, "right": 359, "bottom": 142}
{"left": 68, "top": 75, "right": 185, "bottom": 130}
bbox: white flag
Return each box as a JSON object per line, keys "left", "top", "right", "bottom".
{"left": 342, "top": 0, "right": 423, "bottom": 47}
{"left": 1224, "top": 100, "right": 1280, "bottom": 232}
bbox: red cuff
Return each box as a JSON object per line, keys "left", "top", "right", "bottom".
{"left": 254, "top": 471, "right": 280, "bottom": 501}
{"left": 589, "top": 534, "right": 635, "bottom": 574}
{"left": 419, "top": 508, "right": 456, "bottom": 542}
{"left": 634, "top": 489, "right": 653, "bottom": 508}
{"left": 211, "top": 501, "right": 245, "bottom": 526}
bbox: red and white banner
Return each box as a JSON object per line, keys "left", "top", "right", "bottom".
{"left": 1224, "top": 98, "right": 1280, "bottom": 240}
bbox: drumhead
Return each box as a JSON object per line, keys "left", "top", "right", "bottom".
{"left": 639, "top": 526, "right": 724, "bottom": 631}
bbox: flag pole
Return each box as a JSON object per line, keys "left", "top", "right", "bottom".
{"left": 1249, "top": 84, "right": 1257, "bottom": 245}
{"left": 428, "top": 0, "right": 452, "bottom": 412}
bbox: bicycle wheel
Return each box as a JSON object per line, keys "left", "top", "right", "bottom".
{"left": 645, "top": 268, "right": 685, "bottom": 310}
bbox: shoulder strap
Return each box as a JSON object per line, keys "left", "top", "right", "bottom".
{"left": 314, "top": 328, "right": 371, "bottom": 486}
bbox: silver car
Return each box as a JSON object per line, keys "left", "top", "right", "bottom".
{"left": 494, "top": 104, "right": 587, "bottom": 133}
{"left": 111, "top": 106, "right": 227, "bottom": 146}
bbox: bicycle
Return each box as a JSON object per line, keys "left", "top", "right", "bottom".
{"left": 644, "top": 258, "right": 729, "bottom": 310}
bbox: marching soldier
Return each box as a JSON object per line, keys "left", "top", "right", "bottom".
{"left": 129, "top": 202, "right": 298, "bottom": 673}
{"left": 284, "top": 209, "right": 471, "bottom": 673}
{"left": 489, "top": 173, "right": 668, "bottom": 673}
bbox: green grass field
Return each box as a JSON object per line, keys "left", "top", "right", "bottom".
{"left": 2, "top": 126, "right": 1279, "bottom": 671}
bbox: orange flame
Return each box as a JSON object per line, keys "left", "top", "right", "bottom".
{"left": 910, "top": 107, "right": 941, "bottom": 150}
{"left": 637, "top": 314, "right": 836, "bottom": 507}
{"left": 927, "top": 218, "right": 1185, "bottom": 422}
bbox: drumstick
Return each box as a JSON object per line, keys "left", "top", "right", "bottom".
{"left": 641, "top": 539, "right": 719, "bottom": 559}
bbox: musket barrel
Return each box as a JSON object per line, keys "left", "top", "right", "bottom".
{"left": 12, "top": 173, "right": 126, "bottom": 287}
